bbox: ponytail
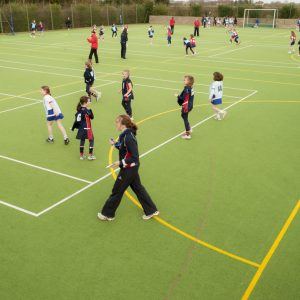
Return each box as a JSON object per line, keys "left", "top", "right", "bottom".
{"left": 77, "top": 95, "right": 89, "bottom": 111}
{"left": 118, "top": 115, "right": 138, "bottom": 135}
{"left": 41, "top": 85, "right": 51, "bottom": 95}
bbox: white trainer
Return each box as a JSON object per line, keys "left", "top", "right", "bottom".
{"left": 181, "top": 134, "right": 191, "bottom": 140}
{"left": 97, "top": 213, "right": 115, "bottom": 221}
{"left": 96, "top": 92, "right": 102, "bottom": 102}
{"left": 88, "top": 155, "right": 96, "bottom": 161}
{"left": 221, "top": 110, "right": 227, "bottom": 119}
{"left": 142, "top": 211, "right": 160, "bottom": 220}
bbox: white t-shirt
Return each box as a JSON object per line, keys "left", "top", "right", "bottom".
{"left": 209, "top": 81, "right": 223, "bottom": 100}
{"left": 43, "top": 94, "right": 62, "bottom": 116}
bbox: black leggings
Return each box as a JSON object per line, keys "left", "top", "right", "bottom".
{"left": 181, "top": 111, "right": 191, "bottom": 132}
{"left": 88, "top": 48, "right": 99, "bottom": 63}
{"left": 122, "top": 99, "right": 132, "bottom": 117}
{"left": 194, "top": 27, "right": 199, "bottom": 36}
{"left": 186, "top": 45, "right": 194, "bottom": 55}
{"left": 121, "top": 42, "right": 127, "bottom": 59}
{"left": 80, "top": 138, "right": 94, "bottom": 155}
{"left": 112, "top": 31, "right": 117, "bottom": 37}
{"left": 101, "top": 167, "right": 158, "bottom": 218}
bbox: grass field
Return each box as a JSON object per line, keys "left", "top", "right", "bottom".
{"left": 0, "top": 24, "right": 299, "bottom": 300}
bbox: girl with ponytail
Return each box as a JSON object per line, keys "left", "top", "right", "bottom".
{"left": 98, "top": 115, "right": 159, "bottom": 221}
{"left": 71, "top": 96, "right": 96, "bottom": 160}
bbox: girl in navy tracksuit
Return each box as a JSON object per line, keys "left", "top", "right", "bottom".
{"left": 98, "top": 115, "right": 159, "bottom": 221}
{"left": 175, "top": 75, "right": 195, "bottom": 140}
{"left": 71, "top": 96, "right": 96, "bottom": 160}
{"left": 120, "top": 70, "right": 134, "bottom": 119}
{"left": 84, "top": 61, "right": 100, "bottom": 102}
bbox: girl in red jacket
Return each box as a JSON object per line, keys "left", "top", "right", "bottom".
{"left": 87, "top": 30, "right": 99, "bottom": 63}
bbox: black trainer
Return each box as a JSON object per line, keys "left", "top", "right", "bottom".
{"left": 46, "top": 138, "right": 54, "bottom": 143}
{"left": 64, "top": 138, "right": 70, "bottom": 145}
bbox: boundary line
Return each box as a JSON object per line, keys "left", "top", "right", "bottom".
{"left": 0, "top": 80, "right": 83, "bottom": 103}
{"left": 0, "top": 60, "right": 255, "bottom": 93}
{"left": 0, "top": 81, "right": 117, "bottom": 114}
{"left": 0, "top": 154, "right": 92, "bottom": 184}
{"left": 242, "top": 200, "right": 300, "bottom": 299}
{"left": 209, "top": 45, "right": 253, "bottom": 58}
{"left": 0, "top": 199, "right": 38, "bottom": 217}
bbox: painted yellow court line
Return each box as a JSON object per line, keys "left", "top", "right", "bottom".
{"left": 106, "top": 107, "right": 260, "bottom": 269}
{"left": 242, "top": 200, "right": 300, "bottom": 299}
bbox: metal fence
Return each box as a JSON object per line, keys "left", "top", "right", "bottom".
{"left": 0, "top": 3, "right": 150, "bottom": 33}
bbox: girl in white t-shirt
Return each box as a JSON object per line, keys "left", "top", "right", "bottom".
{"left": 41, "top": 86, "right": 69, "bottom": 144}
{"left": 209, "top": 72, "right": 227, "bottom": 121}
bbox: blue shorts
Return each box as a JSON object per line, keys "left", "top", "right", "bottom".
{"left": 47, "top": 113, "right": 64, "bottom": 122}
{"left": 211, "top": 98, "right": 222, "bottom": 105}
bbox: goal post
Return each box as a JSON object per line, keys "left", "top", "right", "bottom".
{"left": 243, "top": 9, "right": 278, "bottom": 29}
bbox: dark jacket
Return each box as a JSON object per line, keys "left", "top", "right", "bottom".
{"left": 177, "top": 86, "right": 194, "bottom": 113}
{"left": 84, "top": 67, "right": 95, "bottom": 85}
{"left": 72, "top": 107, "right": 94, "bottom": 140}
{"left": 121, "top": 30, "right": 128, "bottom": 44}
{"left": 122, "top": 78, "right": 134, "bottom": 101}
{"left": 114, "top": 128, "right": 139, "bottom": 169}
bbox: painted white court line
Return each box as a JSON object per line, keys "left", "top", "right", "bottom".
{"left": 134, "top": 83, "right": 242, "bottom": 99}
{"left": 0, "top": 155, "right": 92, "bottom": 184}
{"left": 0, "top": 93, "right": 41, "bottom": 103}
{"left": 0, "top": 59, "right": 254, "bottom": 92}
{"left": 209, "top": 45, "right": 254, "bottom": 58}
{"left": 0, "top": 81, "right": 117, "bottom": 115}
{"left": 2, "top": 44, "right": 298, "bottom": 71}
{"left": 0, "top": 65, "right": 80, "bottom": 79}
{"left": 35, "top": 90, "right": 257, "bottom": 217}
{"left": 0, "top": 102, "right": 41, "bottom": 114}
{"left": 0, "top": 199, "right": 38, "bottom": 217}
{"left": 35, "top": 172, "right": 112, "bottom": 217}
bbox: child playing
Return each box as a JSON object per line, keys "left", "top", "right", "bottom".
{"left": 175, "top": 76, "right": 195, "bottom": 140}
{"left": 209, "top": 72, "right": 226, "bottom": 121}
{"left": 148, "top": 25, "right": 154, "bottom": 45}
{"left": 289, "top": 31, "right": 296, "bottom": 54}
{"left": 190, "top": 34, "right": 196, "bottom": 52}
{"left": 183, "top": 37, "right": 194, "bottom": 56}
{"left": 111, "top": 24, "right": 118, "bottom": 37}
{"left": 84, "top": 61, "right": 101, "bottom": 102}
{"left": 230, "top": 28, "right": 240, "bottom": 45}
{"left": 99, "top": 25, "right": 104, "bottom": 40}
{"left": 37, "top": 21, "right": 44, "bottom": 35}
{"left": 41, "top": 86, "right": 69, "bottom": 144}
{"left": 167, "top": 26, "right": 172, "bottom": 46}
{"left": 120, "top": 70, "right": 134, "bottom": 120}
{"left": 30, "top": 20, "right": 37, "bottom": 38}
{"left": 71, "top": 96, "right": 96, "bottom": 160}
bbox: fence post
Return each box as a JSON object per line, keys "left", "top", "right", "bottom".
{"left": 0, "top": 8, "right": 3, "bottom": 33}
{"left": 106, "top": 5, "right": 109, "bottom": 26}
{"left": 9, "top": 2, "right": 15, "bottom": 34}
{"left": 49, "top": 3, "right": 54, "bottom": 30}
{"left": 136, "top": 4, "right": 138, "bottom": 24}
{"left": 71, "top": 4, "right": 74, "bottom": 28}
{"left": 90, "top": 3, "right": 93, "bottom": 27}
{"left": 25, "top": 4, "right": 30, "bottom": 32}
{"left": 121, "top": 4, "right": 124, "bottom": 24}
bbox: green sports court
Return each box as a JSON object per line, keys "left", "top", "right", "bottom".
{"left": 0, "top": 25, "right": 299, "bottom": 299}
